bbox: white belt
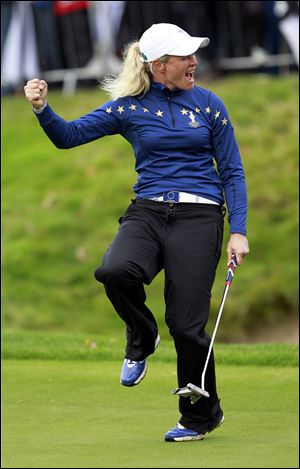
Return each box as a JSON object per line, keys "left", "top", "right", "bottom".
{"left": 148, "top": 191, "right": 219, "bottom": 205}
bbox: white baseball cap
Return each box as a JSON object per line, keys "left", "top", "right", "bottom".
{"left": 139, "top": 23, "right": 210, "bottom": 62}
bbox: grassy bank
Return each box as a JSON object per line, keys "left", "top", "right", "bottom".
{"left": 2, "top": 74, "right": 299, "bottom": 340}
{"left": 2, "top": 329, "right": 298, "bottom": 367}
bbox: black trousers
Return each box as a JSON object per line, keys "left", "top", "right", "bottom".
{"left": 94, "top": 198, "right": 225, "bottom": 432}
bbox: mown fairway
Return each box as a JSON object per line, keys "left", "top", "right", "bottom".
{"left": 1, "top": 333, "right": 299, "bottom": 468}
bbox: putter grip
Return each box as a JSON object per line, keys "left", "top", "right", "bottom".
{"left": 225, "top": 254, "right": 237, "bottom": 285}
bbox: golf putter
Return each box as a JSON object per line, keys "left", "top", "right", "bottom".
{"left": 171, "top": 254, "right": 238, "bottom": 404}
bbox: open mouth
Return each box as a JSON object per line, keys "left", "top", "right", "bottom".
{"left": 185, "top": 71, "right": 195, "bottom": 83}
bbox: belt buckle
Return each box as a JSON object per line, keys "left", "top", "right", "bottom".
{"left": 163, "top": 191, "right": 179, "bottom": 203}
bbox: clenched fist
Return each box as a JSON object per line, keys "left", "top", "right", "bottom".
{"left": 24, "top": 78, "right": 48, "bottom": 109}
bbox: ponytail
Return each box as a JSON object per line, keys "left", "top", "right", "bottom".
{"left": 101, "top": 42, "right": 152, "bottom": 100}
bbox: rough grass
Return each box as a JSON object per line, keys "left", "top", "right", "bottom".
{"left": 1, "top": 74, "right": 299, "bottom": 340}
{"left": 2, "top": 330, "right": 298, "bottom": 367}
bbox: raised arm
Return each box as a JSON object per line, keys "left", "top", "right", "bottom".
{"left": 24, "top": 79, "right": 122, "bottom": 149}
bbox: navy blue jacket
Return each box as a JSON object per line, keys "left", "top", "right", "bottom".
{"left": 35, "top": 82, "right": 247, "bottom": 234}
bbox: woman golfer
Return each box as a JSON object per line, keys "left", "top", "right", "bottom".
{"left": 24, "top": 23, "right": 249, "bottom": 442}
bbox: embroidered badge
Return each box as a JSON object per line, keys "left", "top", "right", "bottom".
{"left": 188, "top": 111, "right": 200, "bottom": 128}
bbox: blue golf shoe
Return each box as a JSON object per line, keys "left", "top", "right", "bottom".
{"left": 164, "top": 423, "right": 205, "bottom": 442}
{"left": 165, "top": 415, "right": 224, "bottom": 442}
{"left": 120, "top": 335, "right": 160, "bottom": 386}
{"left": 120, "top": 359, "right": 148, "bottom": 386}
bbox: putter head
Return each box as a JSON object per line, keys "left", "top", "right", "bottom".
{"left": 171, "top": 383, "right": 210, "bottom": 404}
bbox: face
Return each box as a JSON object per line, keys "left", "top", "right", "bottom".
{"left": 152, "top": 55, "right": 198, "bottom": 91}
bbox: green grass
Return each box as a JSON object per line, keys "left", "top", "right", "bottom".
{"left": 1, "top": 74, "right": 299, "bottom": 340}
{"left": 2, "top": 329, "right": 299, "bottom": 367}
{"left": 2, "top": 331, "right": 299, "bottom": 468}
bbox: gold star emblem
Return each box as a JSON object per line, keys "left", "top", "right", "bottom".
{"left": 143, "top": 107, "right": 149, "bottom": 113}
{"left": 222, "top": 118, "right": 228, "bottom": 126}
{"left": 129, "top": 104, "right": 137, "bottom": 111}
{"left": 105, "top": 107, "right": 112, "bottom": 114}
{"left": 155, "top": 110, "right": 163, "bottom": 117}
{"left": 214, "top": 111, "right": 220, "bottom": 119}
{"left": 117, "top": 106, "right": 124, "bottom": 114}
{"left": 195, "top": 107, "right": 201, "bottom": 113}
{"left": 181, "top": 108, "right": 188, "bottom": 115}
{"left": 205, "top": 107, "right": 211, "bottom": 114}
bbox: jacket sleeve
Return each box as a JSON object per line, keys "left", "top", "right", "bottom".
{"left": 210, "top": 92, "right": 248, "bottom": 235}
{"left": 33, "top": 101, "right": 123, "bottom": 149}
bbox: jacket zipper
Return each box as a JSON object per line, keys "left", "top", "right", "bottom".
{"left": 167, "top": 97, "right": 175, "bottom": 127}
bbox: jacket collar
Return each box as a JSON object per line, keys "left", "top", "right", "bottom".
{"left": 149, "top": 81, "right": 186, "bottom": 98}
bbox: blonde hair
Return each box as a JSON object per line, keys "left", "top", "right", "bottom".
{"left": 101, "top": 41, "right": 169, "bottom": 100}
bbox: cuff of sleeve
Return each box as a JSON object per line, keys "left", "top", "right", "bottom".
{"left": 230, "top": 230, "right": 247, "bottom": 236}
{"left": 32, "top": 100, "right": 48, "bottom": 114}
